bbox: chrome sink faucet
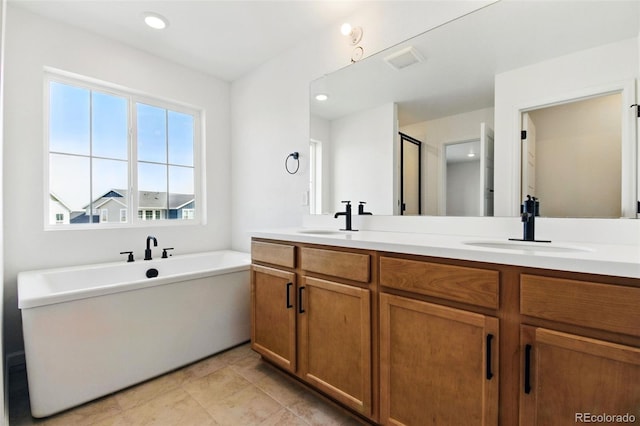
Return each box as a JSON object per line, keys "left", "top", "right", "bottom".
{"left": 144, "top": 236, "right": 158, "bottom": 260}
{"left": 334, "top": 201, "right": 356, "bottom": 231}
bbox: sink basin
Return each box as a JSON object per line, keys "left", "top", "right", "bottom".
{"left": 297, "top": 229, "right": 344, "bottom": 235}
{"left": 464, "top": 241, "right": 591, "bottom": 253}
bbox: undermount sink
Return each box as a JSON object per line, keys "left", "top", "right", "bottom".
{"left": 297, "top": 229, "right": 344, "bottom": 235}
{"left": 464, "top": 240, "right": 591, "bottom": 253}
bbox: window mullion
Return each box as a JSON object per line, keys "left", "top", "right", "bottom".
{"left": 130, "top": 96, "right": 137, "bottom": 224}
{"left": 89, "top": 91, "right": 94, "bottom": 223}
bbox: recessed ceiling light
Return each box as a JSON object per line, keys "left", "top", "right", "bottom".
{"left": 315, "top": 94, "right": 329, "bottom": 101}
{"left": 143, "top": 12, "right": 169, "bottom": 30}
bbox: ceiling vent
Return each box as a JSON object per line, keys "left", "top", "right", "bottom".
{"left": 383, "top": 46, "right": 425, "bottom": 71}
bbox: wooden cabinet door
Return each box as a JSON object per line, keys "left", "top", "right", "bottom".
{"left": 298, "top": 276, "right": 372, "bottom": 417}
{"left": 251, "top": 265, "right": 297, "bottom": 373}
{"left": 520, "top": 326, "right": 640, "bottom": 426}
{"left": 380, "top": 293, "right": 499, "bottom": 426}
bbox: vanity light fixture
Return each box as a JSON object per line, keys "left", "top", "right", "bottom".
{"left": 143, "top": 12, "right": 169, "bottom": 30}
{"left": 341, "top": 22, "right": 363, "bottom": 45}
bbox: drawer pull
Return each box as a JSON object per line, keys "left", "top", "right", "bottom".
{"left": 524, "top": 344, "right": 532, "bottom": 394}
{"left": 285, "top": 282, "right": 293, "bottom": 309}
{"left": 298, "top": 286, "right": 306, "bottom": 314}
{"left": 486, "top": 334, "right": 494, "bottom": 380}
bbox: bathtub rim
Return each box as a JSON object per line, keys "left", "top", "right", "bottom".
{"left": 18, "top": 250, "right": 250, "bottom": 310}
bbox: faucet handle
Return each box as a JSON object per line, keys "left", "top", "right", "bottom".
{"left": 120, "top": 251, "right": 134, "bottom": 263}
{"left": 161, "top": 248, "right": 174, "bottom": 259}
{"left": 340, "top": 200, "right": 351, "bottom": 205}
{"left": 358, "top": 201, "right": 372, "bottom": 215}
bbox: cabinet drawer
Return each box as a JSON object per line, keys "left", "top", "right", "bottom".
{"left": 520, "top": 274, "right": 640, "bottom": 337}
{"left": 379, "top": 256, "right": 499, "bottom": 309}
{"left": 301, "top": 247, "right": 370, "bottom": 283}
{"left": 251, "top": 241, "right": 295, "bottom": 268}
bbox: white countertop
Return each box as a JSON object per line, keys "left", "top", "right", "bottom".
{"left": 251, "top": 228, "right": 640, "bottom": 279}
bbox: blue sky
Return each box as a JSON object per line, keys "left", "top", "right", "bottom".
{"left": 49, "top": 81, "right": 194, "bottom": 212}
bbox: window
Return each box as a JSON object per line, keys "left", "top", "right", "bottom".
{"left": 46, "top": 72, "right": 201, "bottom": 227}
{"left": 309, "top": 139, "right": 323, "bottom": 214}
{"left": 55, "top": 213, "right": 64, "bottom": 223}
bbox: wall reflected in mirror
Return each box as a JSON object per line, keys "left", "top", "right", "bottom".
{"left": 309, "top": 0, "right": 639, "bottom": 218}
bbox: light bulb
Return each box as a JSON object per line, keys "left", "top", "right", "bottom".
{"left": 341, "top": 23, "right": 353, "bottom": 36}
{"left": 315, "top": 94, "right": 329, "bottom": 101}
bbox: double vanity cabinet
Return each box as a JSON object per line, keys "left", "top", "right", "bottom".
{"left": 250, "top": 236, "right": 640, "bottom": 425}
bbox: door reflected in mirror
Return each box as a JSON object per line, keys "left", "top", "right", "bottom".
{"left": 521, "top": 92, "right": 623, "bottom": 218}
{"left": 400, "top": 133, "right": 422, "bottom": 215}
{"left": 443, "top": 123, "right": 494, "bottom": 217}
{"left": 445, "top": 140, "right": 482, "bottom": 216}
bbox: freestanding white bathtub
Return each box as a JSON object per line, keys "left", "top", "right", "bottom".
{"left": 18, "top": 250, "right": 251, "bottom": 418}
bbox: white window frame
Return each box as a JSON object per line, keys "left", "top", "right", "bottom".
{"left": 44, "top": 69, "right": 204, "bottom": 230}
{"left": 309, "top": 139, "right": 323, "bottom": 214}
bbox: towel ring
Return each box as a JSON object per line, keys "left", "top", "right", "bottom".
{"left": 285, "top": 152, "right": 300, "bottom": 174}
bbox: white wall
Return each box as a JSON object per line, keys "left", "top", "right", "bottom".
{"left": 331, "top": 103, "right": 396, "bottom": 215}
{"left": 3, "top": 6, "right": 231, "bottom": 354}
{"left": 494, "top": 37, "right": 638, "bottom": 216}
{"left": 230, "top": 1, "right": 494, "bottom": 252}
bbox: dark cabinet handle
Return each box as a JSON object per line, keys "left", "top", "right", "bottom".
{"left": 524, "top": 344, "right": 532, "bottom": 394}
{"left": 285, "top": 282, "right": 293, "bottom": 309}
{"left": 298, "top": 286, "right": 305, "bottom": 314}
{"left": 486, "top": 334, "right": 494, "bottom": 380}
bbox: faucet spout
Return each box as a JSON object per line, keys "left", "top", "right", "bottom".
{"left": 145, "top": 236, "right": 158, "bottom": 260}
{"left": 334, "top": 201, "right": 355, "bottom": 231}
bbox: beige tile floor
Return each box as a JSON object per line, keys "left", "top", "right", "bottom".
{"left": 8, "top": 343, "right": 368, "bottom": 426}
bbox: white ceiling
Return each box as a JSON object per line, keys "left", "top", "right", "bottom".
{"left": 8, "top": 0, "right": 362, "bottom": 81}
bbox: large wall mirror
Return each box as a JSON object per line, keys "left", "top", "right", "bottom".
{"left": 309, "top": 0, "right": 639, "bottom": 218}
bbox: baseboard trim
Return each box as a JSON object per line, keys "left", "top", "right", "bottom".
{"left": 4, "top": 351, "right": 26, "bottom": 424}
